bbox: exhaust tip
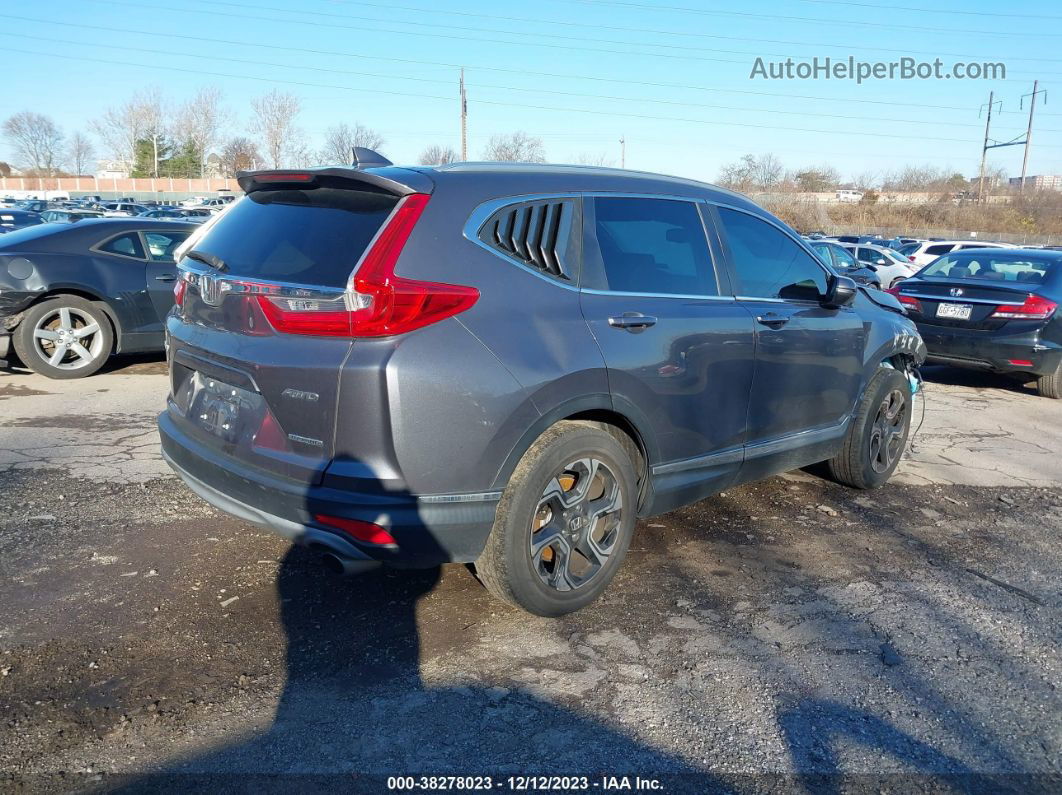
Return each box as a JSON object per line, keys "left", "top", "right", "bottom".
{"left": 321, "top": 552, "right": 380, "bottom": 576}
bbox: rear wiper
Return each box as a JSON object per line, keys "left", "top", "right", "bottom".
{"left": 184, "top": 249, "right": 227, "bottom": 272}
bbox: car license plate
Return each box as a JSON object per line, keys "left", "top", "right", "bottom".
{"left": 936, "top": 302, "right": 972, "bottom": 320}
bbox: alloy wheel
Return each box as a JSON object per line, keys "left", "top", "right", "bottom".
{"left": 529, "top": 457, "right": 623, "bottom": 592}
{"left": 869, "top": 388, "right": 907, "bottom": 473}
{"left": 30, "top": 306, "right": 105, "bottom": 371}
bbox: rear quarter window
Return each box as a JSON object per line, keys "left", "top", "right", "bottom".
{"left": 187, "top": 188, "right": 398, "bottom": 288}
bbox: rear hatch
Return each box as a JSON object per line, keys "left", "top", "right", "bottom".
{"left": 166, "top": 167, "right": 432, "bottom": 486}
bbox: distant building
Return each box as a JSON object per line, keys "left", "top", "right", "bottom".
{"left": 95, "top": 159, "right": 132, "bottom": 179}
{"left": 1008, "top": 174, "right": 1062, "bottom": 191}
{"left": 969, "top": 174, "right": 1008, "bottom": 188}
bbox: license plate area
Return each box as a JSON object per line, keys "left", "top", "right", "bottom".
{"left": 936, "top": 302, "right": 972, "bottom": 320}
{"left": 187, "top": 372, "right": 259, "bottom": 444}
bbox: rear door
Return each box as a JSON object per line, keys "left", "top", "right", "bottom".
{"left": 712, "top": 206, "right": 865, "bottom": 471}
{"left": 167, "top": 178, "right": 405, "bottom": 485}
{"left": 579, "top": 195, "right": 755, "bottom": 495}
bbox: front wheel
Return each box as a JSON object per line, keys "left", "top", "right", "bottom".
{"left": 12, "top": 297, "right": 114, "bottom": 379}
{"left": 475, "top": 421, "right": 638, "bottom": 616}
{"left": 826, "top": 367, "right": 912, "bottom": 489}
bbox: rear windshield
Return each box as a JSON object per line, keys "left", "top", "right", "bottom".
{"left": 898, "top": 243, "right": 919, "bottom": 255}
{"left": 188, "top": 188, "right": 398, "bottom": 287}
{"left": 922, "top": 253, "right": 1057, "bottom": 285}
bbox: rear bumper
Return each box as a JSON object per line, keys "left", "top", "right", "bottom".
{"left": 159, "top": 410, "right": 499, "bottom": 567}
{"left": 916, "top": 323, "right": 1062, "bottom": 376}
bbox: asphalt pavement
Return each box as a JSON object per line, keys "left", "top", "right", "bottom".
{"left": 0, "top": 357, "right": 1059, "bottom": 792}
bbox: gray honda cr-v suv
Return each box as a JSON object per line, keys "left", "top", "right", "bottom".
{"left": 159, "top": 155, "right": 926, "bottom": 616}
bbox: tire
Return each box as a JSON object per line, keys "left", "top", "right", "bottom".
{"left": 826, "top": 367, "right": 912, "bottom": 489}
{"left": 475, "top": 421, "right": 638, "bottom": 616}
{"left": 12, "top": 296, "right": 114, "bottom": 379}
{"left": 1036, "top": 360, "right": 1062, "bottom": 399}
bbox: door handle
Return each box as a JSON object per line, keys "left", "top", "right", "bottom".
{"left": 155, "top": 273, "right": 177, "bottom": 282}
{"left": 608, "top": 313, "right": 657, "bottom": 331}
{"left": 755, "top": 312, "right": 790, "bottom": 329}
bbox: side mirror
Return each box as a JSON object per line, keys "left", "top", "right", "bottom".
{"left": 821, "top": 275, "right": 858, "bottom": 309}
{"left": 876, "top": 258, "right": 888, "bottom": 265}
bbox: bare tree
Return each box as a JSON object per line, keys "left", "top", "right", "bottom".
{"left": 717, "top": 153, "right": 785, "bottom": 193}
{"left": 2, "top": 111, "right": 64, "bottom": 175}
{"left": 251, "top": 90, "right": 301, "bottom": 168}
{"left": 482, "top": 131, "right": 546, "bottom": 162}
{"left": 575, "top": 152, "right": 616, "bottom": 167}
{"left": 68, "top": 132, "right": 95, "bottom": 176}
{"left": 319, "top": 122, "right": 385, "bottom": 164}
{"left": 92, "top": 88, "right": 166, "bottom": 173}
{"left": 218, "top": 136, "right": 261, "bottom": 176}
{"left": 174, "top": 86, "right": 227, "bottom": 177}
{"left": 791, "top": 165, "right": 839, "bottom": 192}
{"left": 418, "top": 144, "right": 458, "bottom": 165}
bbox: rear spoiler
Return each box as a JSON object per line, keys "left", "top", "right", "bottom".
{"left": 236, "top": 166, "right": 434, "bottom": 197}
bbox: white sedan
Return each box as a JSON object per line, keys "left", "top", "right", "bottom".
{"left": 841, "top": 243, "right": 917, "bottom": 288}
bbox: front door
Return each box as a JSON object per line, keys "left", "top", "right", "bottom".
{"left": 712, "top": 206, "right": 866, "bottom": 478}
{"left": 579, "top": 196, "right": 756, "bottom": 511}
{"left": 142, "top": 229, "right": 191, "bottom": 321}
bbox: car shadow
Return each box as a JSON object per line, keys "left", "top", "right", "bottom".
{"left": 119, "top": 467, "right": 711, "bottom": 792}
{"left": 919, "top": 365, "right": 1034, "bottom": 395}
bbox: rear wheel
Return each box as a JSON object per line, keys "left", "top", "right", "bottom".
{"left": 475, "top": 421, "right": 637, "bottom": 616}
{"left": 12, "top": 297, "right": 114, "bottom": 379}
{"left": 826, "top": 368, "right": 912, "bottom": 489}
{"left": 1036, "top": 360, "right": 1062, "bottom": 399}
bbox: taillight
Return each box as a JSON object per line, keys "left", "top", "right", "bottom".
{"left": 173, "top": 278, "right": 187, "bottom": 307}
{"left": 885, "top": 287, "right": 922, "bottom": 313}
{"left": 255, "top": 193, "right": 479, "bottom": 338}
{"left": 990, "top": 294, "right": 1057, "bottom": 320}
{"left": 256, "top": 293, "right": 353, "bottom": 337}
{"left": 314, "top": 514, "right": 396, "bottom": 545}
{"left": 349, "top": 193, "right": 479, "bottom": 337}
{"left": 907, "top": 256, "right": 916, "bottom": 263}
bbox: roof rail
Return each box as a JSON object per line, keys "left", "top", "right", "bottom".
{"left": 352, "top": 147, "right": 393, "bottom": 169}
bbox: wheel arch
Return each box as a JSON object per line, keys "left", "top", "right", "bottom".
{"left": 491, "top": 397, "right": 656, "bottom": 512}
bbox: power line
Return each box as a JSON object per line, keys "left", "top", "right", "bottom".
{"left": 12, "top": 13, "right": 1050, "bottom": 117}
{"left": 11, "top": 31, "right": 1046, "bottom": 134}
{"left": 226, "top": 0, "right": 1062, "bottom": 64}
{"left": 554, "top": 0, "right": 1062, "bottom": 38}
{"left": 796, "top": 0, "right": 1062, "bottom": 20}
{"left": 82, "top": 0, "right": 1062, "bottom": 76}
{"left": 9, "top": 44, "right": 1060, "bottom": 151}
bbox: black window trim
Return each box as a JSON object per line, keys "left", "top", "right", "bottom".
{"left": 464, "top": 191, "right": 736, "bottom": 300}
{"left": 91, "top": 230, "right": 148, "bottom": 261}
{"left": 707, "top": 201, "right": 834, "bottom": 305}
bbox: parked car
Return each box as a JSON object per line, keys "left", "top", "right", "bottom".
{"left": 835, "top": 189, "right": 863, "bottom": 203}
{"left": 0, "top": 209, "right": 44, "bottom": 233}
{"left": 14, "top": 199, "right": 50, "bottom": 213}
{"left": 140, "top": 207, "right": 191, "bottom": 219}
{"left": 158, "top": 160, "right": 926, "bottom": 616}
{"left": 889, "top": 249, "right": 1061, "bottom": 397}
{"left": 807, "top": 239, "right": 882, "bottom": 288}
{"left": 0, "top": 196, "right": 18, "bottom": 208}
{"left": 101, "top": 202, "right": 149, "bottom": 217}
{"left": 40, "top": 209, "right": 105, "bottom": 224}
{"left": 840, "top": 243, "right": 917, "bottom": 288}
{"left": 905, "top": 239, "right": 1016, "bottom": 268}
{"left": 0, "top": 219, "right": 196, "bottom": 377}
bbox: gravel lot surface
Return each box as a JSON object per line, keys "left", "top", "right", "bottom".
{"left": 0, "top": 357, "right": 1059, "bottom": 792}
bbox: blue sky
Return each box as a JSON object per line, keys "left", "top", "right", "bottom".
{"left": 2, "top": 0, "right": 1060, "bottom": 183}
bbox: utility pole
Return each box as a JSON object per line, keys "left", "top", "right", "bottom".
{"left": 1019, "top": 80, "right": 1046, "bottom": 193}
{"left": 977, "top": 91, "right": 995, "bottom": 203}
{"left": 619, "top": 136, "right": 625, "bottom": 168}
{"left": 460, "top": 68, "right": 468, "bottom": 162}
